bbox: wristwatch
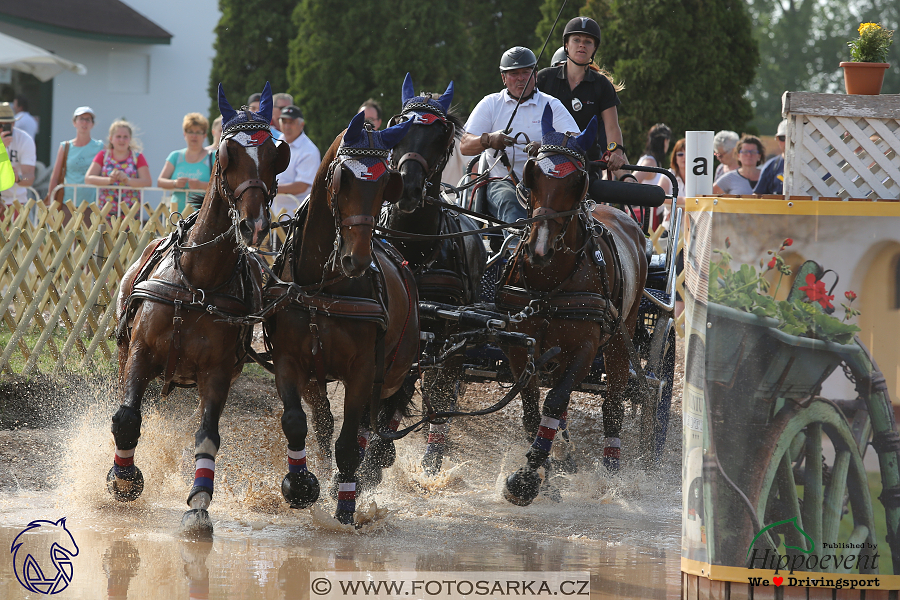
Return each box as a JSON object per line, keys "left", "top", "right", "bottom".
{"left": 607, "top": 142, "right": 625, "bottom": 154}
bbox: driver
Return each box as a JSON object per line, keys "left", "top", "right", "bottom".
{"left": 536, "top": 17, "right": 627, "bottom": 176}
{"left": 460, "top": 46, "right": 578, "bottom": 226}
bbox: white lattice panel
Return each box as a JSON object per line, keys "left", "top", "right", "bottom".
{"left": 782, "top": 92, "right": 900, "bottom": 200}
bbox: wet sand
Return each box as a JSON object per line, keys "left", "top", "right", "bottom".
{"left": 0, "top": 343, "right": 684, "bottom": 599}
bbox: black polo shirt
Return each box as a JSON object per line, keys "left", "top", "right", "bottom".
{"left": 536, "top": 64, "right": 620, "bottom": 160}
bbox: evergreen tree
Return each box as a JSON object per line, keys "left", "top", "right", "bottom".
{"left": 288, "top": 0, "right": 541, "bottom": 150}
{"left": 534, "top": 0, "right": 586, "bottom": 69}
{"left": 584, "top": 0, "right": 758, "bottom": 162}
{"left": 207, "top": 0, "right": 299, "bottom": 123}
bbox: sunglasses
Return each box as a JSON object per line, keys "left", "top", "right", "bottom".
{"left": 675, "top": 152, "right": 685, "bottom": 157}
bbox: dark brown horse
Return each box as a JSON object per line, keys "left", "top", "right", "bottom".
{"left": 376, "top": 74, "right": 486, "bottom": 476}
{"left": 264, "top": 110, "right": 418, "bottom": 525}
{"left": 498, "top": 107, "right": 648, "bottom": 506}
{"left": 111, "top": 83, "right": 289, "bottom": 534}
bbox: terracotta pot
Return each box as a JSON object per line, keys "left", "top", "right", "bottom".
{"left": 840, "top": 61, "right": 890, "bottom": 95}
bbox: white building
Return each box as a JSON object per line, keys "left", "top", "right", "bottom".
{"left": 0, "top": 0, "right": 219, "bottom": 186}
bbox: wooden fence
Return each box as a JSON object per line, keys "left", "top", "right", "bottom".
{"left": 0, "top": 198, "right": 295, "bottom": 376}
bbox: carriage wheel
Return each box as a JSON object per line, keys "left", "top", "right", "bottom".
{"left": 747, "top": 400, "right": 878, "bottom": 573}
{"left": 639, "top": 321, "right": 676, "bottom": 466}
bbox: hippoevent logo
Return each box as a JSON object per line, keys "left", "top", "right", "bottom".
{"left": 745, "top": 517, "right": 881, "bottom": 589}
{"left": 10, "top": 518, "right": 79, "bottom": 594}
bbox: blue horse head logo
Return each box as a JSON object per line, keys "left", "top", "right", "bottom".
{"left": 11, "top": 518, "right": 79, "bottom": 594}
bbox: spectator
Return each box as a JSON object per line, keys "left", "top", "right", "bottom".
{"left": 713, "top": 134, "right": 764, "bottom": 195}
{"left": 271, "top": 93, "right": 294, "bottom": 135}
{"left": 460, "top": 46, "right": 578, "bottom": 226}
{"left": 536, "top": 17, "right": 627, "bottom": 171}
{"left": 754, "top": 120, "right": 787, "bottom": 195}
{"left": 660, "top": 137, "right": 686, "bottom": 226}
{"left": 247, "top": 93, "right": 261, "bottom": 113}
{"left": 205, "top": 115, "right": 223, "bottom": 153}
{"left": 13, "top": 95, "right": 38, "bottom": 141}
{"left": 275, "top": 105, "right": 320, "bottom": 200}
{"left": 84, "top": 119, "right": 152, "bottom": 217}
{"left": 635, "top": 123, "right": 672, "bottom": 229}
{"left": 157, "top": 113, "right": 213, "bottom": 212}
{"left": 0, "top": 102, "right": 36, "bottom": 212}
{"left": 47, "top": 106, "right": 105, "bottom": 206}
{"left": 358, "top": 99, "right": 383, "bottom": 130}
{"left": 713, "top": 130, "right": 739, "bottom": 181}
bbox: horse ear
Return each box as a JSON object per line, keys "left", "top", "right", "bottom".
{"left": 218, "top": 83, "right": 237, "bottom": 124}
{"left": 575, "top": 116, "right": 598, "bottom": 155}
{"left": 344, "top": 110, "right": 366, "bottom": 145}
{"left": 437, "top": 80, "right": 454, "bottom": 113}
{"left": 541, "top": 104, "right": 555, "bottom": 138}
{"left": 275, "top": 139, "right": 291, "bottom": 175}
{"left": 377, "top": 118, "right": 413, "bottom": 149}
{"left": 383, "top": 171, "right": 404, "bottom": 203}
{"left": 258, "top": 81, "right": 273, "bottom": 122}
{"left": 217, "top": 138, "right": 229, "bottom": 171}
{"left": 402, "top": 72, "right": 415, "bottom": 105}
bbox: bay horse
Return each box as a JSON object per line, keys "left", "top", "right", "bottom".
{"left": 264, "top": 110, "right": 418, "bottom": 526}
{"left": 111, "top": 83, "right": 289, "bottom": 534}
{"left": 498, "top": 106, "right": 648, "bottom": 506}
{"left": 374, "top": 73, "right": 486, "bottom": 476}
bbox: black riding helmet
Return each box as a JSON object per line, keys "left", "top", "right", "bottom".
{"left": 563, "top": 17, "right": 602, "bottom": 66}
{"left": 550, "top": 46, "right": 567, "bottom": 66}
{"left": 499, "top": 46, "right": 537, "bottom": 71}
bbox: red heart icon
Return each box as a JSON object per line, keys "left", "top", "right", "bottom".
{"left": 773, "top": 577, "right": 783, "bottom": 586}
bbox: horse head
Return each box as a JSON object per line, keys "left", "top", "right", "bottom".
{"left": 522, "top": 105, "right": 596, "bottom": 267}
{"left": 389, "top": 73, "right": 456, "bottom": 213}
{"left": 216, "top": 82, "right": 291, "bottom": 247}
{"left": 329, "top": 110, "right": 411, "bottom": 277}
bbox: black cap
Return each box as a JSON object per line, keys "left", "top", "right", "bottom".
{"left": 247, "top": 92, "right": 261, "bottom": 104}
{"left": 280, "top": 105, "right": 303, "bottom": 120}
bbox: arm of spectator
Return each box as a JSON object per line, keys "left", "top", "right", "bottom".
{"left": 278, "top": 181, "right": 310, "bottom": 195}
{"left": 17, "top": 164, "right": 34, "bottom": 189}
{"left": 85, "top": 153, "right": 115, "bottom": 186}
{"left": 157, "top": 160, "right": 188, "bottom": 190}
{"left": 713, "top": 182, "right": 724, "bottom": 195}
{"left": 129, "top": 165, "right": 152, "bottom": 188}
{"left": 47, "top": 143, "right": 66, "bottom": 204}
{"left": 634, "top": 155, "right": 659, "bottom": 184}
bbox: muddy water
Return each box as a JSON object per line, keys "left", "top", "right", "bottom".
{"left": 0, "top": 366, "right": 682, "bottom": 599}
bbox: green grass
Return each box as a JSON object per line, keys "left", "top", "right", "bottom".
{"left": 0, "top": 326, "right": 118, "bottom": 377}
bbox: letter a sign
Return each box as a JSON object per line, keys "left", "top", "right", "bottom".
{"left": 686, "top": 131, "right": 713, "bottom": 196}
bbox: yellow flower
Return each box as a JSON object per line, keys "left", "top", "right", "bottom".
{"left": 859, "top": 23, "right": 880, "bottom": 35}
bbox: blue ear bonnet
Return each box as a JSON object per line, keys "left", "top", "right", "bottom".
{"left": 219, "top": 81, "right": 273, "bottom": 135}
{"left": 538, "top": 105, "right": 597, "bottom": 159}
{"left": 399, "top": 73, "right": 453, "bottom": 121}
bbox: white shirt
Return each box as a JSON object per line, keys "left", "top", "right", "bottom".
{"left": 276, "top": 131, "right": 320, "bottom": 188}
{"left": 464, "top": 89, "right": 579, "bottom": 180}
{"left": 15, "top": 112, "right": 38, "bottom": 141}
{"left": 1, "top": 128, "right": 36, "bottom": 205}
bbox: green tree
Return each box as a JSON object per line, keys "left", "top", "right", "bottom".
{"left": 534, "top": 0, "right": 586, "bottom": 69}
{"left": 207, "top": 0, "right": 300, "bottom": 123}
{"left": 584, "top": 0, "right": 758, "bottom": 163}
{"left": 288, "top": 0, "right": 541, "bottom": 151}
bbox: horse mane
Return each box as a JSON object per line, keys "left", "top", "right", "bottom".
{"left": 307, "top": 129, "right": 342, "bottom": 206}
{"left": 446, "top": 108, "right": 464, "bottom": 142}
{"left": 187, "top": 192, "right": 205, "bottom": 209}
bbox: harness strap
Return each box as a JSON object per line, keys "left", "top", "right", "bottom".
{"left": 309, "top": 308, "right": 328, "bottom": 401}
{"left": 342, "top": 215, "right": 375, "bottom": 228}
{"left": 233, "top": 178, "right": 268, "bottom": 199}
{"left": 164, "top": 300, "right": 183, "bottom": 395}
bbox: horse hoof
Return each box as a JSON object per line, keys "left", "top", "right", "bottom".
{"left": 421, "top": 449, "right": 443, "bottom": 476}
{"left": 602, "top": 456, "right": 620, "bottom": 473}
{"left": 180, "top": 509, "right": 214, "bottom": 538}
{"left": 334, "top": 509, "right": 356, "bottom": 527}
{"left": 106, "top": 466, "right": 144, "bottom": 502}
{"left": 504, "top": 467, "right": 541, "bottom": 506}
{"left": 281, "top": 471, "right": 320, "bottom": 509}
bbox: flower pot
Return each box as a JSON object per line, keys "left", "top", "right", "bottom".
{"left": 840, "top": 61, "right": 890, "bottom": 95}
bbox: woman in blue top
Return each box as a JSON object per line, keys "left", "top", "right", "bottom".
{"left": 157, "top": 112, "right": 213, "bottom": 212}
{"left": 47, "top": 106, "right": 105, "bottom": 206}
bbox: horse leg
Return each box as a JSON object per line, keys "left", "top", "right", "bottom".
{"left": 305, "top": 382, "right": 335, "bottom": 477}
{"left": 421, "top": 356, "right": 462, "bottom": 475}
{"left": 332, "top": 378, "right": 370, "bottom": 526}
{"left": 108, "top": 344, "right": 157, "bottom": 502}
{"left": 505, "top": 351, "right": 590, "bottom": 507}
{"left": 181, "top": 370, "right": 232, "bottom": 535}
{"left": 278, "top": 379, "right": 321, "bottom": 510}
{"left": 601, "top": 332, "right": 630, "bottom": 472}
{"left": 359, "top": 374, "right": 415, "bottom": 490}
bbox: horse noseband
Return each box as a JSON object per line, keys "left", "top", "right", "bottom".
{"left": 396, "top": 152, "right": 431, "bottom": 173}
{"left": 342, "top": 214, "right": 375, "bottom": 229}
{"left": 233, "top": 179, "right": 269, "bottom": 200}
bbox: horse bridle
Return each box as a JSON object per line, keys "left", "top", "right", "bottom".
{"left": 388, "top": 100, "right": 456, "bottom": 192}
{"left": 524, "top": 141, "right": 591, "bottom": 253}
{"left": 324, "top": 134, "right": 398, "bottom": 267}
{"left": 216, "top": 123, "right": 280, "bottom": 211}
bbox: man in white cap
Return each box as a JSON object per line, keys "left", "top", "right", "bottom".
{"left": 0, "top": 101, "right": 36, "bottom": 208}
{"left": 754, "top": 119, "right": 787, "bottom": 195}
{"left": 272, "top": 105, "right": 320, "bottom": 216}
